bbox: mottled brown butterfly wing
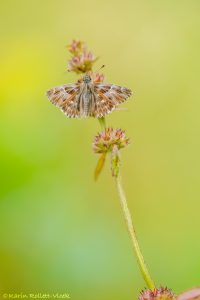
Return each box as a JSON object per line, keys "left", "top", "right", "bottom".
{"left": 93, "top": 84, "right": 132, "bottom": 118}
{"left": 46, "top": 84, "right": 81, "bottom": 118}
{"left": 46, "top": 79, "right": 132, "bottom": 118}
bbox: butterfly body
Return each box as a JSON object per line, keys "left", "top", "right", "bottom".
{"left": 79, "top": 77, "right": 95, "bottom": 116}
{"left": 46, "top": 74, "right": 132, "bottom": 118}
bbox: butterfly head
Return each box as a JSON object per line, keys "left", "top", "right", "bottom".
{"left": 83, "top": 74, "right": 92, "bottom": 84}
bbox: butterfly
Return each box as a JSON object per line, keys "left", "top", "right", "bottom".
{"left": 46, "top": 73, "right": 132, "bottom": 118}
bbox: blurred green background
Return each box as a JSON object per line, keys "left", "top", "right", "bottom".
{"left": 0, "top": 1, "right": 200, "bottom": 299}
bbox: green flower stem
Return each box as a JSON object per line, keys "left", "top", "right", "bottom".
{"left": 96, "top": 118, "right": 154, "bottom": 288}
{"left": 116, "top": 174, "right": 155, "bottom": 290}
{"left": 98, "top": 117, "right": 106, "bottom": 130}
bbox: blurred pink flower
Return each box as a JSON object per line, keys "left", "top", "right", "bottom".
{"left": 139, "top": 287, "right": 176, "bottom": 300}
{"left": 67, "top": 40, "right": 97, "bottom": 74}
{"left": 68, "top": 51, "right": 97, "bottom": 74}
{"left": 92, "top": 72, "right": 105, "bottom": 83}
{"left": 178, "top": 287, "right": 200, "bottom": 300}
{"left": 67, "top": 39, "right": 84, "bottom": 55}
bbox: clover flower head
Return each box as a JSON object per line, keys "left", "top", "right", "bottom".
{"left": 93, "top": 128, "right": 130, "bottom": 154}
{"left": 139, "top": 287, "right": 176, "bottom": 300}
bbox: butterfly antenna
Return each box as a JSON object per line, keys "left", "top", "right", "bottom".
{"left": 95, "top": 64, "right": 105, "bottom": 73}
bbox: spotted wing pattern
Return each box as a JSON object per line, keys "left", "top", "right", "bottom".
{"left": 93, "top": 84, "right": 132, "bottom": 118}
{"left": 46, "top": 84, "right": 81, "bottom": 118}
{"left": 46, "top": 82, "right": 132, "bottom": 118}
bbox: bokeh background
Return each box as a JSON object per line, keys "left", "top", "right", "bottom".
{"left": 1, "top": 1, "right": 200, "bottom": 299}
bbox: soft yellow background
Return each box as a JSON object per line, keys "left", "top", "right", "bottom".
{"left": 0, "top": 1, "right": 200, "bottom": 299}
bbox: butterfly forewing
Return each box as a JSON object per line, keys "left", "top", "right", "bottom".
{"left": 93, "top": 84, "right": 132, "bottom": 118}
{"left": 46, "top": 84, "right": 81, "bottom": 118}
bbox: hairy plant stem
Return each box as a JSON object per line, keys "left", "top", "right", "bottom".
{"left": 116, "top": 174, "right": 155, "bottom": 290}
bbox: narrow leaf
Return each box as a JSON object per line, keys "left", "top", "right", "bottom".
{"left": 94, "top": 153, "right": 106, "bottom": 181}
